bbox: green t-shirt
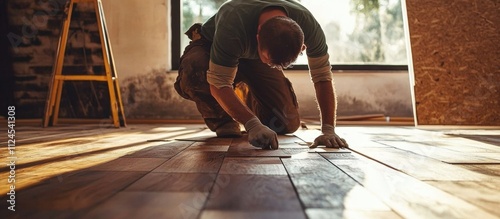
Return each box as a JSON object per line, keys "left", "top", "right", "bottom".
{"left": 201, "top": 0, "right": 328, "bottom": 67}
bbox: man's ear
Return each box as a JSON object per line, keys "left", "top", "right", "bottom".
{"left": 301, "top": 44, "right": 307, "bottom": 52}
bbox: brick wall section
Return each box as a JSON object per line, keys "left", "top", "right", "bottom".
{"left": 7, "top": 0, "right": 110, "bottom": 118}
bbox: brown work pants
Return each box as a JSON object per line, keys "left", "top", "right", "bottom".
{"left": 174, "top": 38, "right": 300, "bottom": 134}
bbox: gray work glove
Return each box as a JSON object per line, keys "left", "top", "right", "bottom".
{"left": 310, "top": 124, "right": 348, "bottom": 148}
{"left": 244, "top": 117, "right": 279, "bottom": 150}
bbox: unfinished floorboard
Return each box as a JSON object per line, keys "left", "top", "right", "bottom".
{"left": 326, "top": 154, "right": 499, "bottom": 219}
{"left": 219, "top": 157, "right": 287, "bottom": 175}
{"left": 376, "top": 140, "right": 500, "bottom": 163}
{"left": 350, "top": 147, "right": 491, "bottom": 181}
{"left": 152, "top": 150, "right": 225, "bottom": 173}
{"left": 281, "top": 158, "right": 393, "bottom": 212}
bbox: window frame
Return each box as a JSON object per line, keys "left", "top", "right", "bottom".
{"left": 170, "top": 0, "right": 408, "bottom": 72}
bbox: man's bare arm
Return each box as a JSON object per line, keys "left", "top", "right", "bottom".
{"left": 314, "top": 80, "right": 336, "bottom": 126}
{"left": 209, "top": 85, "right": 255, "bottom": 124}
{"left": 210, "top": 85, "right": 279, "bottom": 149}
{"left": 312, "top": 80, "right": 348, "bottom": 148}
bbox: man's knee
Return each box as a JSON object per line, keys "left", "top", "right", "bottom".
{"left": 266, "top": 110, "right": 300, "bottom": 134}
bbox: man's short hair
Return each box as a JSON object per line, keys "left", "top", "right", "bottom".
{"left": 258, "top": 16, "right": 304, "bottom": 70}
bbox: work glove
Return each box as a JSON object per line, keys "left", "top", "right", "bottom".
{"left": 244, "top": 117, "right": 279, "bottom": 150}
{"left": 310, "top": 124, "right": 348, "bottom": 148}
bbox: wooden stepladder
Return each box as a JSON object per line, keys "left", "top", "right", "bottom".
{"left": 43, "top": 0, "right": 126, "bottom": 128}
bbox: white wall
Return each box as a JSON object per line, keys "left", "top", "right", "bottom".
{"left": 101, "top": 0, "right": 170, "bottom": 80}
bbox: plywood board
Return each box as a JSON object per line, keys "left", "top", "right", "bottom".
{"left": 407, "top": 0, "right": 500, "bottom": 125}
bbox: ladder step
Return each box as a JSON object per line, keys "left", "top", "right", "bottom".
{"left": 55, "top": 75, "right": 109, "bottom": 81}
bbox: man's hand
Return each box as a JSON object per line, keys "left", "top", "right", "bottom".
{"left": 310, "top": 124, "right": 348, "bottom": 148}
{"left": 244, "top": 117, "right": 279, "bottom": 150}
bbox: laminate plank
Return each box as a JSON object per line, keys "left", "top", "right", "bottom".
{"left": 187, "top": 143, "right": 229, "bottom": 152}
{"left": 320, "top": 153, "right": 357, "bottom": 160}
{"left": 169, "top": 136, "right": 233, "bottom": 145}
{"left": 219, "top": 157, "right": 287, "bottom": 175}
{"left": 204, "top": 175, "right": 302, "bottom": 211}
{"left": 350, "top": 147, "right": 491, "bottom": 181}
{"left": 458, "top": 164, "right": 500, "bottom": 177}
{"left": 6, "top": 210, "right": 76, "bottom": 219}
{"left": 200, "top": 210, "right": 306, "bottom": 219}
{"left": 293, "top": 129, "right": 389, "bottom": 148}
{"left": 426, "top": 180, "right": 500, "bottom": 216}
{"left": 12, "top": 132, "right": 181, "bottom": 161}
{"left": 305, "top": 209, "right": 403, "bottom": 219}
{"left": 156, "top": 128, "right": 224, "bottom": 143}
{"left": 281, "top": 158, "right": 391, "bottom": 210}
{"left": 308, "top": 147, "right": 351, "bottom": 153}
{"left": 123, "top": 141, "right": 192, "bottom": 158}
{"left": 448, "top": 134, "right": 500, "bottom": 147}
{"left": 152, "top": 151, "right": 225, "bottom": 173}
{"left": 326, "top": 154, "right": 499, "bottom": 219}
{"left": 126, "top": 173, "right": 217, "bottom": 193}
{"left": 376, "top": 140, "right": 500, "bottom": 163}
{"left": 84, "top": 192, "right": 208, "bottom": 219}
{"left": 414, "top": 136, "right": 500, "bottom": 153}
{"left": 12, "top": 171, "right": 146, "bottom": 210}
{"left": 227, "top": 136, "right": 295, "bottom": 157}
{"left": 279, "top": 134, "right": 307, "bottom": 144}
{"left": 87, "top": 158, "right": 166, "bottom": 172}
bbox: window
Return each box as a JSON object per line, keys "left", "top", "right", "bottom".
{"left": 174, "top": 0, "right": 408, "bottom": 70}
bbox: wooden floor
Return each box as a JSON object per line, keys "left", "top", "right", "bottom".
{"left": 1, "top": 123, "right": 499, "bottom": 219}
